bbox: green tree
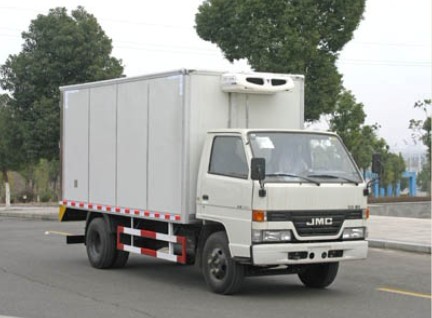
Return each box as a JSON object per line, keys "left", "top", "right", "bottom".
{"left": 410, "top": 99, "right": 431, "bottom": 158}
{"left": 0, "top": 94, "right": 23, "bottom": 207}
{"left": 0, "top": 6, "right": 124, "bottom": 162}
{"left": 417, "top": 166, "right": 430, "bottom": 193}
{"left": 380, "top": 152, "right": 406, "bottom": 192}
{"left": 329, "top": 90, "right": 383, "bottom": 171}
{"left": 368, "top": 143, "right": 407, "bottom": 194}
{"left": 195, "top": 0, "right": 366, "bottom": 121}
{"left": 409, "top": 99, "right": 431, "bottom": 194}
{"left": 388, "top": 153, "right": 402, "bottom": 187}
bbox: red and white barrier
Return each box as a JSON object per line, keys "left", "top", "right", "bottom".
{"left": 117, "top": 226, "right": 187, "bottom": 264}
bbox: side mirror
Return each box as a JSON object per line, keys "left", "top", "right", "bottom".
{"left": 251, "top": 158, "right": 266, "bottom": 181}
{"left": 372, "top": 153, "right": 382, "bottom": 175}
{"left": 251, "top": 158, "right": 266, "bottom": 197}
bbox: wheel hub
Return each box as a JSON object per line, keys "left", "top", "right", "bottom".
{"left": 208, "top": 248, "right": 227, "bottom": 280}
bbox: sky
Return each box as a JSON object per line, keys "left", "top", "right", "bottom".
{"left": 0, "top": 0, "right": 431, "bottom": 156}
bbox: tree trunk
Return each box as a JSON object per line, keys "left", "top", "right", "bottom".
{"left": 2, "top": 169, "right": 10, "bottom": 208}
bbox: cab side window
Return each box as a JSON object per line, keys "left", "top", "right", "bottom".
{"left": 209, "top": 136, "right": 249, "bottom": 179}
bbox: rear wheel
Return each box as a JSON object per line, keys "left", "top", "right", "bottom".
{"left": 202, "top": 231, "right": 244, "bottom": 295}
{"left": 298, "top": 262, "right": 339, "bottom": 288}
{"left": 86, "top": 217, "right": 116, "bottom": 269}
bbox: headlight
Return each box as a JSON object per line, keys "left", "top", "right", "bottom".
{"left": 343, "top": 227, "right": 366, "bottom": 240}
{"left": 252, "top": 230, "right": 263, "bottom": 242}
{"left": 252, "top": 230, "right": 292, "bottom": 243}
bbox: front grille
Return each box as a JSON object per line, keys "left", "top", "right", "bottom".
{"left": 267, "top": 210, "right": 362, "bottom": 237}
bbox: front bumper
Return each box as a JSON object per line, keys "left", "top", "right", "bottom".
{"left": 252, "top": 240, "right": 368, "bottom": 265}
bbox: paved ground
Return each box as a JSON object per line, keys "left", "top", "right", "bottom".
{"left": 0, "top": 218, "right": 430, "bottom": 318}
{"left": 0, "top": 205, "right": 430, "bottom": 253}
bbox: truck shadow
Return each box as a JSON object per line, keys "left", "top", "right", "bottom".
{"left": 116, "top": 257, "right": 207, "bottom": 291}
{"left": 240, "top": 277, "right": 346, "bottom": 299}
{"left": 117, "top": 257, "right": 348, "bottom": 298}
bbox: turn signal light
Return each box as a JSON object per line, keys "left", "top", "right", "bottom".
{"left": 252, "top": 210, "right": 266, "bottom": 222}
{"left": 363, "top": 208, "right": 370, "bottom": 219}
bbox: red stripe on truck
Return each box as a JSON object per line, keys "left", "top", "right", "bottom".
{"left": 117, "top": 226, "right": 124, "bottom": 250}
{"left": 60, "top": 200, "right": 182, "bottom": 222}
{"left": 140, "top": 230, "right": 157, "bottom": 239}
{"left": 141, "top": 247, "right": 157, "bottom": 257}
{"left": 177, "top": 236, "right": 187, "bottom": 264}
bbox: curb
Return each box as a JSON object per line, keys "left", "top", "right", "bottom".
{"left": 0, "top": 211, "right": 58, "bottom": 221}
{"left": 368, "top": 239, "right": 431, "bottom": 255}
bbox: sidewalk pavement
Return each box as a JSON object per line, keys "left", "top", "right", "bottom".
{"left": 367, "top": 215, "right": 431, "bottom": 254}
{"left": 0, "top": 205, "right": 430, "bottom": 254}
{"left": 0, "top": 206, "right": 58, "bottom": 221}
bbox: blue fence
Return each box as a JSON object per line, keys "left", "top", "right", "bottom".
{"left": 365, "top": 171, "right": 416, "bottom": 197}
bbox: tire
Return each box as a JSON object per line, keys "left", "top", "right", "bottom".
{"left": 298, "top": 262, "right": 339, "bottom": 288}
{"left": 111, "top": 250, "right": 129, "bottom": 268}
{"left": 86, "top": 217, "right": 116, "bottom": 269}
{"left": 202, "top": 231, "right": 244, "bottom": 295}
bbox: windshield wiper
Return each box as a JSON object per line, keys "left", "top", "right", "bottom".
{"left": 266, "top": 173, "right": 320, "bottom": 186}
{"left": 307, "top": 174, "right": 359, "bottom": 185}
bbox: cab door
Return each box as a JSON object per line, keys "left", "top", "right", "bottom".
{"left": 197, "top": 133, "right": 253, "bottom": 258}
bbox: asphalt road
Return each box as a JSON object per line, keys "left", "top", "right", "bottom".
{"left": 0, "top": 217, "right": 430, "bottom": 318}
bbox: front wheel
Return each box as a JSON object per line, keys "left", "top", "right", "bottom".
{"left": 298, "top": 262, "right": 339, "bottom": 288}
{"left": 202, "top": 231, "right": 244, "bottom": 295}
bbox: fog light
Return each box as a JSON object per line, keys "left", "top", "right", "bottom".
{"left": 343, "top": 227, "right": 365, "bottom": 240}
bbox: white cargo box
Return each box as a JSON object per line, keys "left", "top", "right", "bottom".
{"left": 60, "top": 69, "right": 304, "bottom": 223}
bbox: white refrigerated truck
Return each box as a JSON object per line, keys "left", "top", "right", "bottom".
{"left": 59, "top": 69, "right": 369, "bottom": 294}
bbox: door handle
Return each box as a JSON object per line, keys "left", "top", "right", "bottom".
{"left": 202, "top": 194, "right": 209, "bottom": 201}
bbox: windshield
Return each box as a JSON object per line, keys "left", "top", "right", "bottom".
{"left": 248, "top": 132, "right": 362, "bottom": 184}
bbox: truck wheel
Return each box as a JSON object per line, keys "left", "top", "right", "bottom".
{"left": 86, "top": 217, "right": 116, "bottom": 269}
{"left": 202, "top": 231, "right": 244, "bottom": 295}
{"left": 298, "top": 262, "right": 339, "bottom": 288}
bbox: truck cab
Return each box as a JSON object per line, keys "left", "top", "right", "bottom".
{"left": 196, "top": 129, "right": 368, "bottom": 292}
